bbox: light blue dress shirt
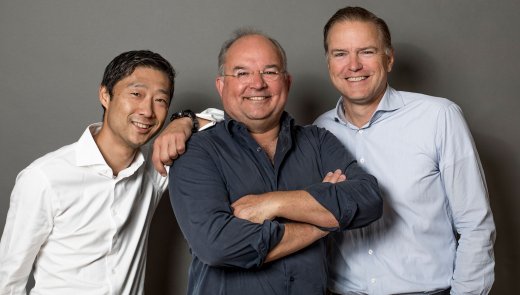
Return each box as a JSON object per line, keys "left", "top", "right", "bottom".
{"left": 314, "top": 86, "right": 495, "bottom": 294}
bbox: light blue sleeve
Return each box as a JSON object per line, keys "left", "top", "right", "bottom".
{"left": 437, "top": 103, "right": 496, "bottom": 294}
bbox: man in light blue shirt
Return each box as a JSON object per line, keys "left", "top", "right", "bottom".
{"left": 316, "top": 6, "right": 495, "bottom": 295}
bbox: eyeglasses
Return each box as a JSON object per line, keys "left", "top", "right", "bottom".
{"left": 221, "top": 70, "right": 286, "bottom": 83}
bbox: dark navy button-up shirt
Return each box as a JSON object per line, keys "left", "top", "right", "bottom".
{"left": 169, "top": 112, "right": 382, "bottom": 295}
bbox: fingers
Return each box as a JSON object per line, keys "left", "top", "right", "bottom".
{"left": 338, "top": 173, "right": 347, "bottom": 182}
{"left": 152, "top": 140, "right": 168, "bottom": 176}
{"left": 322, "top": 169, "right": 346, "bottom": 183}
{"left": 151, "top": 135, "right": 187, "bottom": 176}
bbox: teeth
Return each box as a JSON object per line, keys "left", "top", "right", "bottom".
{"left": 247, "top": 96, "right": 267, "bottom": 101}
{"left": 347, "top": 76, "right": 367, "bottom": 82}
{"left": 134, "top": 122, "right": 152, "bottom": 129}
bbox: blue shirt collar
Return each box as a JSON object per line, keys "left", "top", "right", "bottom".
{"left": 335, "top": 85, "right": 404, "bottom": 128}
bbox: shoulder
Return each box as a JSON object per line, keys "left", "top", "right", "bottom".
{"left": 11, "top": 142, "right": 76, "bottom": 205}
{"left": 22, "top": 142, "right": 77, "bottom": 177}
{"left": 173, "top": 122, "right": 230, "bottom": 166}
{"left": 399, "top": 90, "right": 458, "bottom": 111}
{"left": 295, "top": 123, "right": 329, "bottom": 136}
{"left": 186, "top": 121, "right": 226, "bottom": 148}
{"left": 292, "top": 124, "right": 341, "bottom": 148}
{"left": 394, "top": 90, "right": 466, "bottom": 125}
{"left": 314, "top": 108, "right": 337, "bottom": 126}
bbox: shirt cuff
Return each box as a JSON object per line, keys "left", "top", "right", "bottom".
{"left": 196, "top": 108, "right": 224, "bottom": 131}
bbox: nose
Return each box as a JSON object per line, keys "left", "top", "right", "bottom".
{"left": 348, "top": 54, "right": 363, "bottom": 71}
{"left": 248, "top": 71, "right": 267, "bottom": 89}
{"left": 138, "top": 96, "right": 154, "bottom": 117}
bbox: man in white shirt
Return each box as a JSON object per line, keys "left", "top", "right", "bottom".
{"left": 0, "top": 50, "right": 206, "bottom": 295}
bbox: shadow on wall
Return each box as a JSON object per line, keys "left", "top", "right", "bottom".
{"left": 169, "top": 91, "right": 222, "bottom": 116}
{"left": 146, "top": 192, "right": 190, "bottom": 294}
{"left": 474, "top": 133, "right": 517, "bottom": 294}
{"left": 145, "top": 92, "right": 217, "bottom": 294}
{"left": 389, "top": 42, "right": 438, "bottom": 95}
{"left": 287, "top": 74, "right": 338, "bottom": 125}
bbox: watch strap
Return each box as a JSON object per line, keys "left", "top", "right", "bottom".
{"left": 169, "top": 109, "right": 199, "bottom": 133}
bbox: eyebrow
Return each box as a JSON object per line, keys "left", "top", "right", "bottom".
{"left": 330, "top": 46, "right": 379, "bottom": 53}
{"left": 231, "top": 64, "right": 281, "bottom": 71}
{"left": 127, "top": 83, "right": 169, "bottom": 95}
{"left": 263, "top": 64, "right": 281, "bottom": 70}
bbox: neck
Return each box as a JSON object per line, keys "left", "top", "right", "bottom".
{"left": 342, "top": 97, "right": 382, "bottom": 128}
{"left": 94, "top": 128, "right": 138, "bottom": 176}
{"left": 249, "top": 125, "right": 280, "bottom": 163}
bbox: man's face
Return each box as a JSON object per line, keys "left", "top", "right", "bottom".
{"left": 326, "top": 20, "right": 394, "bottom": 107}
{"left": 216, "top": 35, "right": 291, "bottom": 133}
{"left": 99, "top": 66, "right": 171, "bottom": 150}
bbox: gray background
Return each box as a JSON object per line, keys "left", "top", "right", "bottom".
{"left": 0, "top": 0, "right": 518, "bottom": 294}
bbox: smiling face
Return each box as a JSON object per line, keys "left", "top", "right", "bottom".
{"left": 98, "top": 66, "right": 171, "bottom": 152}
{"left": 216, "top": 34, "right": 291, "bottom": 133}
{"left": 326, "top": 20, "right": 394, "bottom": 109}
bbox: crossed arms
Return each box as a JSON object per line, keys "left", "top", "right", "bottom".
{"left": 163, "top": 123, "right": 382, "bottom": 268}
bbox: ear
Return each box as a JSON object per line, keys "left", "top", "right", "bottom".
{"left": 285, "top": 73, "right": 292, "bottom": 92}
{"left": 99, "top": 86, "right": 111, "bottom": 109}
{"left": 215, "top": 76, "right": 225, "bottom": 101}
{"left": 386, "top": 48, "right": 395, "bottom": 73}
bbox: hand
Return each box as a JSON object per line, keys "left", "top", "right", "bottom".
{"left": 231, "top": 193, "right": 277, "bottom": 224}
{"left": 322, "top": 169, "right": 346, "bottom": 183}
{"left": 152, "top": 117, "right": 192, "bottom": 176}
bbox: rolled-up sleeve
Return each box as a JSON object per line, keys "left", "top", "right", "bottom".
{"left": 304, "top": 127, "right": 383, "bottom": 231}
{"left": 169, "top": 138, "right": 285, "bottom": 269}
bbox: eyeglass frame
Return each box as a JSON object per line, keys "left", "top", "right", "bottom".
{"left": 220, "top": 69, "right": 287, "bottom": 83}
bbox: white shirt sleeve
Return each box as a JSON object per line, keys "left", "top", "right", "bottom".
{"left": 196, "top": 108, "right": 224, "bottom": 131}
{"left": 0, "top": 167, "right": 55, "bottom": 294}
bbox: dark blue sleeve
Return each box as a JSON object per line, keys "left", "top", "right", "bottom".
{"left": 169, "top": 136, "right": 285, "bottom": 269}
{"left": 304, "top": 127, "right": 383, "bottom": 231}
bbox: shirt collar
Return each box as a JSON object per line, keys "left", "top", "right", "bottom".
{"left": 75, "top": 123, "right": 107, "bottom": 167}
{"left": 223, "top": 111, "right": 294, "bottom": 149}
{"left": 223, "top": 111, "right": 293, "bottom": 134}
{"left": 334, "top": 85, "right": 404, "bottom": 128}
{"left": 75, "top": 123, "right": 145, "bottom": 177}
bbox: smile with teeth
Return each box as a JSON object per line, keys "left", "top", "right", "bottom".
{"left": 244, "top": 95, "right": 270, "bottom": 101}
{"left": 132, "top": 121, "right": 154, "bottom": 129}
{"left": 347, "top": 76, "right": 368, "bottom": 82}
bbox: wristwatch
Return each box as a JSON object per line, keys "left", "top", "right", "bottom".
{"left": 169, "top": 109, "right": 199, "bottom": 133}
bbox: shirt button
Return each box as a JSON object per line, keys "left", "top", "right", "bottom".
{"left": 289, "top": 276, "right": 295, "bottom": 282}
{"left": 359, "top": 158, "right": 365, "bottom": 164}
{"left": 358, "top": 129, "right": 364, "bottom": 134}
{"left": 368, "top": 249, "right": 373, "bottom": 255}
{"left": 256, "top": 147, "right": 261, "bottom": 152}
{"left": 370, "top": 278, "right": 376, "bottom": 284}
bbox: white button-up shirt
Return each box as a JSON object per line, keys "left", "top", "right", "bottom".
{"left": 0, "top": 123, "right": 167, "bottom": 295}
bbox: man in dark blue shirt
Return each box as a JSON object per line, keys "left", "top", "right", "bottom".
{"left": 168, "top": 29, "right": 382, "bottom": 295}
